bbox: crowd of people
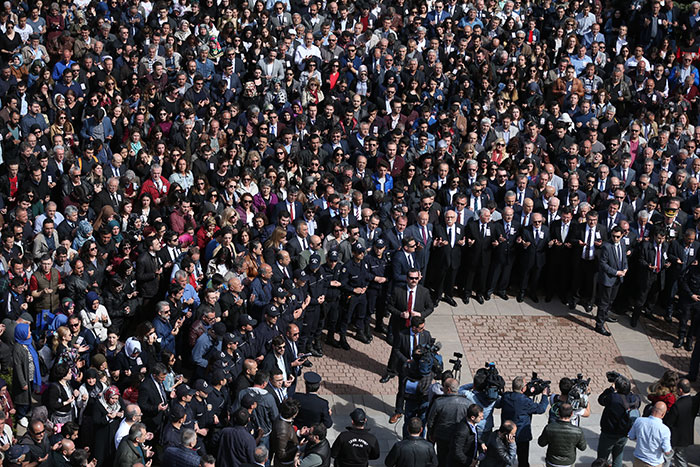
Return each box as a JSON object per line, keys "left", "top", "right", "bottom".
{"left": 0, "top": 0, "right": 697, "bottom": 464}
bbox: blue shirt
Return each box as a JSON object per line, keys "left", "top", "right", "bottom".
{"left": 628, "top": 416, "right": 671, "bottom": 465}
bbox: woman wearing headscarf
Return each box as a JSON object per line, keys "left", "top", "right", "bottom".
{"left": 114, "top": 337, "right": 145, "bottom": 382}
{"left": 76, "top": 367, "right": 105, "bottom": 423}
{"left": 93, "top": 386, "right": 124, "bottom": 467}
{"left": 72, "top": 219, "right": 94, "bottom": 251}
{"left": 80, "top": 291, "right": 111, "bottom": 343}
{"left": 12, "top": 323, "right": 41, "bottom": 417}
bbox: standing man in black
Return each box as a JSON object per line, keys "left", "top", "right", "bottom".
{"left": 596, "top": 226, "right": 628, "bottom": 336}
{"left": 488, "top": 206, "right": 519, "bottom": 300}
{"left": 384, "top": 417, "right": 438, "bottom": 467}
{"left": 545, "top": 207, "right": 575, "bottom": 303}
{"left": 292, "top": 372, "right": 333, "bottom": 430}
{"left": 516, "top": 212, "right": 549, "bottom": 303}
{"left": 664, "top": 229, "right": 699, "bottom": 325}
{"left": 463, "top": 208, "right": 495, "bottom": 304}
{"left": 571, "top": 211, "right": 606, "bottom": 312}
{"left": 430, "top": 209, "right": 465, "bottom": 306}
{"left": 632, "top": 228, "right": 670, "bottom": 327}
{"left": 136, "top": 236, "right": 163, "bottom": 315}
{"left": 449, "top": 404, "right": 484, "bottom": 467}
{"left": 386, "top": 316, "right": 432, "bottom": 425}
{"left": 663, "top": 379, "right": 700, "bottom": 467}
{"left": 331, "top": 408, "right": 380, "bottom": 467}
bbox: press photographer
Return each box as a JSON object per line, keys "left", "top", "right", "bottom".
{"left": 597, "top": 372, "right": 640, "bottom": 467}
{"left": 548, "top": 376, "right": 592, "bottom": 426}
{"left": 459, "top": 363, "right": 506, "bottom": 441}
{"left": 401, "top": 346, "right": 441, "bottom": 438}
{"left": 500, "top": 376, "right": 550, "bottom": 467}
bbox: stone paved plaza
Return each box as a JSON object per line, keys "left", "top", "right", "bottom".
{"left": 307, "top": 296, "right": 700, "bottom": 466}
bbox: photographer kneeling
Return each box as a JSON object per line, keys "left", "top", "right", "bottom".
{"left": 597, "top": 374, "right": 640, "bottom": 467}
{"left": 500, "top": 376, "right": 550, "bottom": 467}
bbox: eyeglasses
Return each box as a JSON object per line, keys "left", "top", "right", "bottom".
{"left": 408, "top": 276, "right": 420, "bottom": 280}
{"left": 69, "top": 322, "right": 80, "bottom": 328}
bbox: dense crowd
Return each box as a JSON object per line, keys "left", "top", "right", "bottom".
{"left": 0, "top": 0, "right": 697, "bottom": 464}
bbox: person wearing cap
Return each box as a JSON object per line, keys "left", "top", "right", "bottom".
{"left": 338, "top": 241, "right": 382, "bottom": 347}
{"left": 161, "top": 402, "right": 188, "bottom": 448}
{"left": 236, "top": 314, "right": 260, "bottom": 360}
{"left": 207, "top": 369, "right": 231, "bottom": 424}
{"left": 7, "top": 444, "right": 30, "bottom": 466}
{"left": 301, "top": 254, "right": 327, "bottom": 356}
{"left": 254, "top": 300, "right": 284, "bottom": 359}
{"left": 365, "top": 237, "right": 390, "bottom": 337}
{"left": 320, "top": 250, "right": 343, "bottom": 349}
{"left": 189, "top": 379, "right": 216, "bottom": 441}
{"left": 211, "top": 331, "right": 244, "bottom": 381}
{"left": 330, "top": 407, "right": 380, "bottom": 467}
{"left": 292, "top": 371, "right": 332, "bottom": 429}
{"left": 192, "top": 321, "right": 226, "bottom": 378}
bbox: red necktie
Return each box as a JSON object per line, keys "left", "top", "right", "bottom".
{"left": 289, "top": 203, "right": 295, "bottom": 221}
{"left": 406, "top": 289, "right": 414, "bottom": 327}
{"left": 457, "top": 211, "right": 462, "bottom": 225}
{"left": 640, "top": 225, "right": 644, "bottom": 238}
{"left": 422, "top": 226, "right": 428, "bottom": 246}
{"left": 656, "top": 246, "right": 661, "bottom": 273}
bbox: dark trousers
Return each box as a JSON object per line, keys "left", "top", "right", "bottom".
{"left": 300, "top": 306, "right": 321, "bottom": 351}
{"left": 488, "top": 253, "right": 515, "bottom": 294}
{"left": 436, "top": 438, "right": 451, "bottom": 467}
{"left": 366, "top": 285, "right": 387, "bottom": 325}
{"left": 597, "top": 282, "right": 621, "bottom": 329}
{"left": 464, "top": 254, "right": 491, "bottom": 296}
{"left": 394, "top": 374, "right": 406, "bottom": 414}
{"left": 689, "top": 339, "right": 700, "bottom": 380}
{"left": 573, "top": 258, "right": 598, "bottom": 305}
{"left": 678, "top": 300, "right": 700, "bottom": 340}
{"left": 322, "top": 298, "right": 340, "bottom": 334}
{"left": 433, "top": 265, "right": 459, "bottom": 299}
{"left": 519, "top": 262, "right": 544, "bottom": 295}
{"left": 516, "top": 440, "right": 531, "bottom": 467}
{"left": 546, "top": 250, "right": 573, "bottom": 300}
{"left": 597, "top": 432, "right": 628, "bottom": 467}
{"left": 340, "top": 294, "right": 367, "bottom": 334}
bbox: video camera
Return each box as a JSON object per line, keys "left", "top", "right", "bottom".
{"left": 606, "top": 371, "right": 622, "bottom": 383}
{"left": 525, "top": 372, "right": 551, "bottom": 396}
{"left": 474, "top": 362, "right": 506, "bottom": 402}
{"left": 414, "top": 339, "right": 443, "bottom": 377}
{"left": 568, "top": 373, "right": 591, "bottom": 410}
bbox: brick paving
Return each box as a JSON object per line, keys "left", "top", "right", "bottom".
{"left": 643, "top": 317, "right": 692, "bottom": 376}
{"left": 454, "top": 314, "right": 631, "bottom": 393}
{"left": 312, "top": 333, "right": 394, "bottom": 395}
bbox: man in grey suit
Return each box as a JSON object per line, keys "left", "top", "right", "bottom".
{"left": 270, "top": 2, "right": 293, "bottom": 33}
{"left": 596, "top": 225, "right": 628, "bottom": 336}
{"left": 257, "top": 49, "right": 285, "bottom": 83}
{"left": 406, "top": 210, "right": 432, "bottom": 278}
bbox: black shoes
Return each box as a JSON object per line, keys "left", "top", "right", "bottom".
{"left": 584, "top": 304, "right": 593, "bottom": 314}
{"left": 379, "top": 374, "right": 395, "bottom": 384}
{"left": 302, "top": 360, "right": 313, "bottom": 368}
{"left": 355, "top": 331, "right": 370, "bottom": 344}
{"left": 568, "top": 301, "right": 577, "bottom": 310}
{"left": 338, "top": 335, "right": 350, "bottom": 350}
{"left": 326, "top": 334, "right": 340, "bottom": 348}
{"left": 686, "top": 338, "right": 694, "bottom": 352}
{"left": 529, "top": 294, "right": 539, "bottom": 304}
{"left": 443, "top": 296, "right": 457, "bottom": 307}
{"left": 674, "top": 338, "right": 684, "bottom": 349}
{"left": 495, "top": 291, "right": 508, "bottom": 300}
{"left": 484, "top": 293, "right": 491, "bottom": 301}
{"left": 595, "top": 327, "right": 612, "bottom": 337}
{"left": 630, "top": 315, "right": 639, "bottom": 328}
{"left": 461, "top": 294, "right": 470, "bottom": 305}
{"left": 475, "top": 295, "right": 485, "bottom": 305}
{"left": 606, "top": 316, "right": 618, "bottom": 323}
{"left": 516, "top": 293, "right": 525, "bottom": 303}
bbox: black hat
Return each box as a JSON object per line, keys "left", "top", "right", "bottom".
{"left": 272, "top": 286, "right": 288, "bottom": 298}
{"left": 350, "top": 408, "right": 367, "bottom": 424}
{"left": 294, "top": 269, "right": 308, "bottom": 281}
{"left": 374, "top": 238, "right": 386, "bottom": 249}
{"left": 238, "top": 314, "right": 257, "bottom": 327}
{"left": 309, "top": 253, "right": 321, "bottom": 269}
{"left": 352, "top": 242, "right": 366, "bottom": 254}
{"left": 329, "top": 250, "right": 339, "bottom": 261}
{"left": 176, "top": 384, "right": 195, "bottom": 398}
{"left": 8, "top": 445, "right": 29, "bottom": 463}
{"left": 169, "top": 403, "right": 187, "bottom": 421}
{"left": 212, "top": 322, "right": 227, "bottom": 338}
{"left": 265, "top": 304, "right": 281, "bottom": 317}
{"left": 303, "top": 372, "right": 322, "bottom": 384}
{"left": 209, "top": 369, "right": 227, "bottom": 384}
{"left": 194, "top": 379, "right": 212, "bottom": 394}
{"left": 223, "top": 332, "right": 242, "bottom": 345}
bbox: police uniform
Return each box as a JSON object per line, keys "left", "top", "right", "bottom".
{"left": 320, "top": 251, "right": 343, "bottom": 346}
{"left": 292, "top": 372, "right": 333, "bottom": 429}
{"left": 303, "top": 255, "right": 328, "bottom": 355}
{"left": 210, "top": 333, "right": 244, "bottom": 382}
{"left": 253, "top": 303, "right": 284, "bottom": 356}
{"left": 338, "top": 243, "right": 376, "bottom": 344}
{"left": 365, "top": 240, "right": 390, "bottom": 337}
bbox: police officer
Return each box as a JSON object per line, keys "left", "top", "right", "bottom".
{"left": 366, "top": 239, "right": 390, "bottom": 339}
{"left": 292, "top": 372, "right": 333, "bottom": 429}
{"left": 190, "top": 379, "right": 215, "bottom": 448}
{"left": 209, "top": 332, "right": 244, "bottom": 383}
{"left": 207, "top": 369, "right": 230, "bottom": 427}
{"left": 330, "top": 408, "right": 380, "bottom": 467}
{"left": 338, "top": 242, "right": 386, "bottom": 348}
{"left": 321, "top": 250, "right": 343, "bottom": 349}
{"left": 303, "top": 254, "right": 327, "bottom": 357}
{"left": 655, "top": 208, "right": 683, "bottom": 243}
{"left": 253, "top": 303, "right": 284, "bottom": 359}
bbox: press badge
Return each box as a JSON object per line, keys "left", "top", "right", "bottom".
{"left": 539, "top": 231, "right": 544, "bottom": 239}
{"left": 595, "top": 231, "right": 601, "bottom": 239}
{"left": 485, "top": 228, "right": 491, "bottom": 236}
{"left": 691, "top": 250, "right": 696, "bottom": 256}
{"left": 624, "top": 238, "right": 630, "bottom": 245}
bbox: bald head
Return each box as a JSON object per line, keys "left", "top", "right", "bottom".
{"left": 651, "top": 401, "right": 668, "bottom": 418}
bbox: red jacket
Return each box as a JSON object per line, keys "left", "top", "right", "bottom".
{"left": 140, "top": 176, "right": 170, "bottom": 201}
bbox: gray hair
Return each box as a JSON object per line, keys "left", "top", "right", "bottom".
{"left": 638, "top": 210, "right": 649, "bottom": 220}
{"left": 181, "top": 429, "right": 197, "bottom": 448}
{"left": 64, "top": 205, "right": 78, "bottom": 216}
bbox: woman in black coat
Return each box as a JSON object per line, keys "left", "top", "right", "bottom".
{"left": 92, "top": 386, "right": 125, "bottom": 467}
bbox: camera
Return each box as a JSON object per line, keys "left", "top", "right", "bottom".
{"left": 448, "top": 352, "right": 463, "bottom": 380}
{"left": 474, "top": 362, "right": 506, "bottom": 402}
{"left": 568, "top": 373, "right": 591, "bottom": 410}
{"left": 525, "top": 372, "right": 551, "bottom": 396}
{"left": 606, "top": 370, "right": 622, "bottom": 383}
{"left": 414, "top": 339, "right": 443, "bottom": 376}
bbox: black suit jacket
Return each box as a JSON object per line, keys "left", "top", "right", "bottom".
{"left": 664, "top": 393, "right": 700, "bottom": 447}
{"left": 386, "top": 285, "right": 434, "bottom": 323}
{"left": 432, "top": 223, "right": 465, "bottom": 268}
{"left": 138, "top": 376, "right": 168, "bottom": 433}
{"left": 261, "top": 351, "right": 293, "bottom": 378}
{"left": 292, "top": 392, "right": 333, "bottom": 429}
{"left": 135, "top": 252, "right": 160, "bottom": 299}
{"left": 449, "top": 420, "right": 478, "bottom": 467}
{"left": 491, "top": 219, "right": 520, "bottom": 260}
{"left": 390, "top": 328, "right": 433, "bottom": 372}
{"left": 519, "top": 225, "right": 550, "bottom": 268}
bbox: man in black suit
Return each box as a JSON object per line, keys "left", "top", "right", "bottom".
{"left": 488, "top": 206, "right": 520, "bottom": 300}
{"left": 430, "top": 209, "right": 465, "bottom": 306}
{"left": 138, "top": 363, "right": 170, "bottom": 435}
{"left": 596, "top": 226, "right": 628, "bottom": 336}
{"left": 545, "top": 207, "right": 575, "bottom": 303}
{"left": 270, "top": 250, "right": 293, "bottom": 289}
{"left": 286, "top": 220, "right": 310, "bottom": 265}
{"left": 92, "top": 176, "right": 123, "bottom": 212}
{"left": 632, "top": 227, "right": 670, "bottom": 327}
{"left": 391, "top": 237, "right": 418, "bottom": 290}
{"left": 292, "top": 372, "right": 333, "bottom": 429}
{"left": 571, "top": 211, "right": 607, "bottom": 312}
{"left": 382, "top": 269, "right": 434, "bottom": 383}
{"left": 272, "top": 186, "right": 304, "bottom": 223}
{"left": 136, "top": 236, "right": 163, "bottom": 313}
{"left": 382, "top": 215, "right": 409, "bottom": 253}
{"left": 663, "top": 379, "right": 700, "bottom": 466}
{"left": 664, "top": 229, "right": 700, "bottom": 325}
{"left": 261, "top": 335, "right": 296, "bottom": 395}
{"left": 516, "top": 212, "right": 549, "bottom": 303}
{"left": 449, "top": 404, "right": 484, "bottom": 467}
{"left": 463, "top": 208, "right": 495, "bottom": 304}
{"left": 385, "top": 316, "right": 433, "bottom": 424}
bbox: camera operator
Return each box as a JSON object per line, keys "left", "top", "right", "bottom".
{"left": 426, "top": 378, "right": 470, "bottom": 466}
{"left": 459, "top": 365, "right": 504, "bottom": 442}
{"left": 400, "top": 346, "right": 438, "bottom": 438}
{"left": 548, "top": 377, "right": 591, "bottom": 426}
{"left": 386, "top": 316, "right": 432, "bottom": 425}
{"left": 597, "top": 374, "right": 640, "bottom": 467}
{"left": 499, "top": 376, "right": 550, "bottom": 467}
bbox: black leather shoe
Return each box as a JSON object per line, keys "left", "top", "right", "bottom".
{"left": 475, "top": 295, "right": 485, "bottom": 305}
{"left": 355, "top": 331, "right": 369, "bottom": 344}
{"left": 664, "top": 314, "right": 673, "bottom": 323}
{"left": 685, "top": 338, "right": 694, "bottom": 352}
{"left": 339, "top": 336, "right": 351, "bottom": 350}
{"left": 379, "top": 374, "right": 394, "bottom": 384}
{"left": 326, "top": 335, "right": 340, "bottom": 348}
{"left": 302, "top": 360, "right": 313, "bottom": 368}
{"left": 568, "top": 301, "right": 577, "bottom": 310}
{"left": 483, "top": 293, "right": 491, "bottom": 301}
{"left": 495, "top": 291, "right": 508, "bottom": 300}
{"left": 516, "top": 293, "right": 525, "bottom": 303}
{"left": 584, "top": 304, "right": 593, "bottom": 314}
{"left": 375, "top": 324, "right": 388, "bottom": 335}
{"left": 674, "top": 338, "right": 684, "bottom": 349}
{"left": 644, "top": 311, "right": 657, "bottom": 321}
{"left": 595, "top": 327, "right": 612, "bottom": 337}
{"left": 606, "top": 316, "right": 618, "bottom": 323}
{"left": 461, "top": 294, "right": 471, "bottom": 305}
{"left": 309, "top": 348, "right": 323, "bottom": 358}
{"left": 444, "top": 296, "right": 457, "bottom": 306}
{"left": 529, "top": 294, "right": 539, "bottom": 304}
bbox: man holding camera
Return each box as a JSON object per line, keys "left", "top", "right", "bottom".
{"left": 597, "top": 374, "right": 640, "bottom": 467}
{"left": 499, "top": 376, "right": 550, "bottom": 467}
